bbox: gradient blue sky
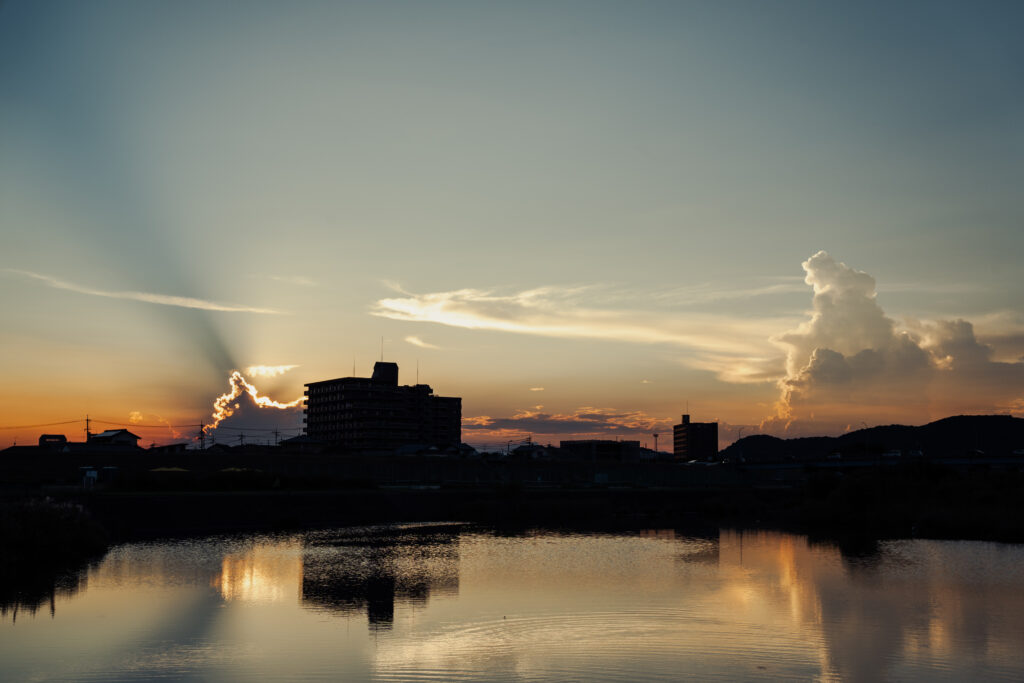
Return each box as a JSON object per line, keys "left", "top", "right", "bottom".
{"left": 1, "top": 1, "right": 1022, "bottom": 448}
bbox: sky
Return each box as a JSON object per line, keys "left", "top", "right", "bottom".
{"left": 1, "top": 1, "right": 1022, "bottom": 450}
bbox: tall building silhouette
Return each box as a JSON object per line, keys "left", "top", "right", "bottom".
{"left": 673, "top": 414, "right": 718, "bottom": 462}
{"left": 303, "top": 362, "right": 461, "bottom": 451}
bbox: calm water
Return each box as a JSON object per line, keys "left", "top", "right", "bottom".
{"left": 4, "top": 525, "right": 1024, "bottom": 682}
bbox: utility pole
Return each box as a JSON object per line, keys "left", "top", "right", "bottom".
{"left": 239, "top": 433, "right": 245, "bottom": 447}
{"left": 273, "top": 428, "right": 279, "bottom": 446}
{"left": 85, "top": 414, "right": 91, "bottom": 442}
{"left": 198, "top": 421, "right": 206, "bottom": 450}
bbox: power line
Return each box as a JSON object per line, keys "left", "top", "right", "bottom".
{"left": 0, "top": 419, "right": 84, "bottom": 430}
{"left": 91, "top": 418, "right": 200, "bottom": 429}
{"left": 212, "top": 425, "right": 303, "bottom": 433}
{"left": 0, "top": 418, "right": 303, "bottom": 434}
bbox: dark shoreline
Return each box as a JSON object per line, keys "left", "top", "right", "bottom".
{"left": 2, "top": 460, "right": 1022, "bottom": 588}
{"left": 58, "top": 466, "right": 1024, "bottom": 545}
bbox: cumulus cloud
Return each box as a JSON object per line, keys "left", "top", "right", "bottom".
{"left": 374, "top": 286, "right": 788, "bottom": 382}
{"left": 764, "top": 251, "right": 1024, "bottom": 435}
{"left": 5, "top": 269, "right": 282, "bottom": 314}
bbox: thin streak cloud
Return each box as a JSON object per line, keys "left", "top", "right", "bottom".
{"left": 5, "top": 269, "right": 282, "bottom": 314}
{"left": 245, "top": 364, "right": 299, "bottom": 377}
{"left": 269, "top": 275, "right": 317, "bottom": 287}
{"left": 373, "top": 286, "right": 790, "bottom": 381}
{"left": 405, "top": 335, "right": 440, "bottom": 349}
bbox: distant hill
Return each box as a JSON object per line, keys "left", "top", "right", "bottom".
{"left": 720, "top": 415, "right": 1024, "bottom": 463}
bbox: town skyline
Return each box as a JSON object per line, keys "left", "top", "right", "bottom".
{"left": 1, "top": 2, "right": 1022, "bottom": 450}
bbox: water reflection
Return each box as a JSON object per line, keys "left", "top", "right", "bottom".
{"left": 215, "top": 541, "right": 303, "bottom": 603}
{"left": 2, "top": 526, "right": 1024, "bottom": 681}
{"left": 710, "top": 531, "right": 1024, "bottom": 681}
{"left": 0, "top": 561, "right": 92, "bottom": 622}
{"left": 300, "top": 526, "right": 460, "bottom": 630}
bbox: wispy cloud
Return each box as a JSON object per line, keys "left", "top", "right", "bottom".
{"left": 529, "top": 387, "right": 545, "bottom": 392}
{"left": 6, "top": 269, "right": 282, "bottom": 314}
{"left": 245, "top": 364, "right": 299, "bottom": 377}
{"left": 373, "top": 285, "right": 790, "bottom": 382}
{"left": 405, "top": 335, "right": 440, "bottom": 349}
{"left": 463, "top": 406, "right": 674, "bottom": 438}
{"left": 269, "top": 275, "right": 316, "bottom": 287}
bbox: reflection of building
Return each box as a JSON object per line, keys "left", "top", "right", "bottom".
{"left": 673, "top": 414, "right": 717, "bottom": 461}
{"left": 303, "top": 362, "right": 461, "bottom": 451}
{"left": 300, "top": 529, "right": 460, "bottom": 631}
{"left": 559, "top": 440, "right": 641, "bottom": 461}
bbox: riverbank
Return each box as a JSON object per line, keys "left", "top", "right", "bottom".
{"left": 50, "top": 462, "right": 1024, "bottom": 544}
{"left": 4, "top": 459, "right": 1023, "bottom": 553}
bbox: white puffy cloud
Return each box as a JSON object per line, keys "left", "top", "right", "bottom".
{"left": 765, "top": 252, "right": 1024, "bottom": 435}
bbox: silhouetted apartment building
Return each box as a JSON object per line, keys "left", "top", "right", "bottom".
{"left": 673, "top": 414, "right": 718, "bottom": 462}
{"left": 303, "top": 362, "right": 461, "bottom": 451}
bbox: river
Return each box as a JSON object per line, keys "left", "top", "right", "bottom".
{"left": 4, "top": 525, "right": 1024, "bottom": 681}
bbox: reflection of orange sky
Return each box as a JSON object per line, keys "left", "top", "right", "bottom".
{"left": 715, "top": 531, "right": 1024, "bottom": 682}
{"left": 213, "top": 542, "right": 303, "bottom": 603}
{"left": 373, "top": 531, "right": 1024, "bottom": 682}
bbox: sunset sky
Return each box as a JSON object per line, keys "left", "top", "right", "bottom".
{"left": 1, "top": 1, "right": 1022, "bottom": 449}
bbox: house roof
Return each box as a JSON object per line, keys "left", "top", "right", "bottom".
{"left": 92, "top": 429, "right": 140, "bottom": 440}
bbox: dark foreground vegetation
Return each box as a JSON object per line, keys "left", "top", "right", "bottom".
{"left": 0, "top": 498, "right": 108, "bottom": 619}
